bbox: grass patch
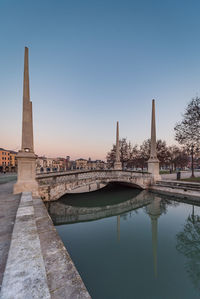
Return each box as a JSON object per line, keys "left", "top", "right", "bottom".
{"left": 181, "top": 177, "right": 200, "bottom": 183}
{"left": 160, "top": 170, "right": 176, "bottom": 174}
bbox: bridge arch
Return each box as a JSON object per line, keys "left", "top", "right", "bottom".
{"left": 37, "top": 170, "right": 153, "bottom": 201}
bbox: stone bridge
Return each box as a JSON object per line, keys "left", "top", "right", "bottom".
{"left": 36, "top": 169, "right": 153, "bottom": 201}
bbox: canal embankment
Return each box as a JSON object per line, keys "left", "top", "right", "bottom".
{"left": 0, "top": 181, "right": 91, "bottom": 299}
{"left": 150, "top": 180, "right": 200, "bottom": 202}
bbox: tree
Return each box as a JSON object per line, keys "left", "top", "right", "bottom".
{"left": 106, "top": 137, "right": 190, "bottom": 171}
{"left": 174, "top": 97, "right": 200, "bottom": 177}
{"left": 176, "top": 210, "right": 200, "bottom": 291}
{"left": 120, "top": 138, "right": 132, "bottom": 167}
{"left": 136, "top": 139, "right": 171, "bottom": 170}
{"left": 106, "top": 145, "right": 116, "bottom": 168}
{"left": 128, "top": 145, "right": 139, "bottom": 169}
{"left": 168, "top": 146, "right": 189, "bottom": 170}
{"left": 106, "top": 138, "right": 132, "bottom": 168}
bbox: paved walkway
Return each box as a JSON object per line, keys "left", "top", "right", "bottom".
{"left": 0, "top": 181, "right": 20, "bottom": 290}
{"left": 161, "top": 171, "right": 200, "bottom": 180}
{"left": 0, "top": 180, "right": 91, "bottom": 298}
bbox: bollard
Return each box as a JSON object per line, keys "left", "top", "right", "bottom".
{"left": 177, "top": 171, "right": 181, "bottom": 180}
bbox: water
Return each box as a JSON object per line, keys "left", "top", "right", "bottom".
{"left": 47, "top": 184, "right": 200, "bottom": 299}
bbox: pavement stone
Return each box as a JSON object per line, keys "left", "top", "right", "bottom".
{"left": 0, "top": 181, "right": 20, "bottom": 291}
{"left": 0, "top": 180, "right": 91, "bottom": 298}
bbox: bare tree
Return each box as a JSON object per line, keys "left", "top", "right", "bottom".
{"left": 174, "top": 97, "right": 200, "bottom": 177}
{"left": 168, "top": 146, "right": 189, "bottom": 170}
{"left": 106, "top": 138, "right": 132, "bottom": 168}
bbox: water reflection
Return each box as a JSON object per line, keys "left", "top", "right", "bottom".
{"left": 147, "top": 197, "right": 162, "bottom": 278}
{"left": 47, "top": 185, "right": 200, "bottom": 299}
{"left": 176, "top": 206, "right": 200, "bottom": 291}
{"left": 47, "top": 185, "right": 153, "bottom": 225}
{"left": 117, "top": 215, "right": 120, "bottom": 242}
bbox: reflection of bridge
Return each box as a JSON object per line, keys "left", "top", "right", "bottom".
{"left": 37, "top": 170, "right": 153, "bottom": 201}
{"left": 14, "top": 47, "right": 161, "bottom": 197}
{"left": 47, "top": 190, "right": 152, "bottom": 224}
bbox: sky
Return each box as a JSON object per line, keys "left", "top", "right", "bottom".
{"left": 1, "top": 0, "right": 200, "bottom": 160}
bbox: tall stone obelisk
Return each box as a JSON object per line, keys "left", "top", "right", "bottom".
{"left": 114, "top": 121, "right": 122, "bottom": 170}
{"left": 148, "top": 99, "right": 161, "bottom": 181}
{"left": 14, "top": 47, "right": 38, "bottom": 196}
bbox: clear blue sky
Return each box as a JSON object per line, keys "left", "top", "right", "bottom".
{"left": 1, "top": 0, "right": 200, "bottom": 160}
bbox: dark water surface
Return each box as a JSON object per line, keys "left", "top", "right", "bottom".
{"left": 47, "top": 184, "right": 200, "bottom": 299}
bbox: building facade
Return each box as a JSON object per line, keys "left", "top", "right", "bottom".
{"left": 0, "top": 148, "right": 17, "bottom": 172}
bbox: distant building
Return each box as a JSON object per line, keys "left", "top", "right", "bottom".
{"left": 36, "top": 156, "right": 70, "bottom": 172}
{"left": 35, "top": 155, "right": 107, "bottom": 173}
{"left": 55, "top": 158, "right": 66, "bottom": 171}
{"left": 36, "top": 156, "right": 47, "bottom": 172}
{"left": 0, "top": 148, "right": 10, "bottom": 172}
{"left": 0, "top": 148, "right": 17, "bottom": 172}
{"left": 9, "top": 151, "right": 17, "bottom": 171}
{"left": 65, "top": 156, "right": 76, "bottom": 170}
{"left": 87, "top": 159, "right": 106, "bottom": 170}
{"left": 75, "top": 158, "right": 107, "bottom": 170}
{"left": 66, "top": 156, "right": 71, "bottom": 170}
{"left": 75, "top": 158, "right": 88, "bottom": 169}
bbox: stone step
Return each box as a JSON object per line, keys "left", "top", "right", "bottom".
{"left": 155, "top": 180, "right": 200, "bottom": 191}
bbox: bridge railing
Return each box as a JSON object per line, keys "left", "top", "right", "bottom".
{"left": 36, "top": 169, "right": 151, "bottom": 178}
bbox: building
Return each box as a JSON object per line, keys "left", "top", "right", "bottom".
{"left": 66, "top": 156, "right": 71, "bottom": 170}
{"left": 36, "top": 157, "right": 69, "bottom": 172}
{"left": 36, "top": 156, "right": 47, "bottom": 172}
{"left": 0, "top": 148, "right": 17, "bottom": 172}
{"left": 9, "top": 151, "right": 17, "bottom": 171}
{"left": 35, "top": 155, "right": 107, "bottom": 173}
{"left": 87, "top": 159, "right": 106, "bottom": 170}
{"left": 55, "top": 158, "right": 66, "bottom": 171}
{"left": 0, "top": 148, "right": 10, "bottom": 172}
{"left": 75, "top": 158, "right": 88, "bottom": 169}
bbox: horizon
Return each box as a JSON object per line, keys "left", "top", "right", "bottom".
{"left": 1, "top": 0, "right": 200, "bottom": 160}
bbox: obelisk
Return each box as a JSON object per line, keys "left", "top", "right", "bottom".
{"left": 148, "top": 99, "right": 161, "bottom": 181}
{"left": 14, "top": 47, "right": 38, "bottom": 196}
{"left": 114, "top": 121, "right": 122, "bottom": 170}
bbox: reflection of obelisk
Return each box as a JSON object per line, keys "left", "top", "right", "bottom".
{"left": 148, "top": 99, "right": 161, "bottom": 181}
{"left": 14, "top": 47, "right": 38, "bottom": 196}
{"left": 114, "top": 121, "right": 122, "bottom": 170}
{"left": 147, "top": 198, "right": 161, "bottom": 278}
{"left": 117, "top": 215, "right": 120, "bottom": 242}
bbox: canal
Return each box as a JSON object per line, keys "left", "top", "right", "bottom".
{"left": 47, "top": 184, "right": 200, "bottom": 299}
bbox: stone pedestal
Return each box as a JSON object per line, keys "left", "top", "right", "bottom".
{"left": 14, "top": 151, "right": 38, "bottom": 196}
{"left": 114, "top": 161, "right": 122, "bottom": 170}
{"left": 148, "top": 159, "right": 161, "bottom": 181}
